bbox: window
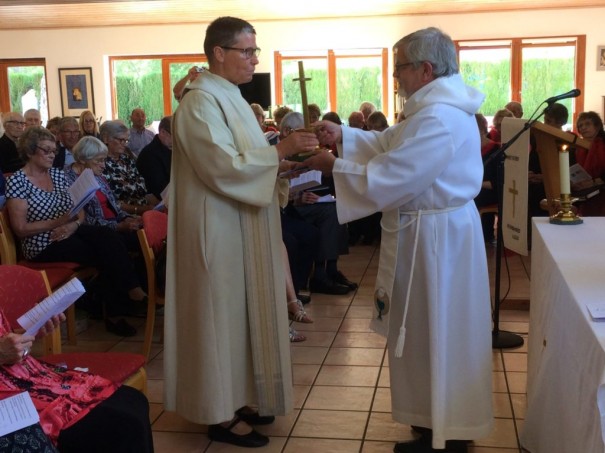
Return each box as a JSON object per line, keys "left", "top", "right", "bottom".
{"left": 275, "top": 48, "right": 388, "bottom": 123}
{"left": 0, "top": 59, "right": 48, "bottom": 125}
{"left": 109, "top": 54, "right": 205, "bottom": 126}
{"left": 457, "top": 35, "right": 585, "bottom": 127}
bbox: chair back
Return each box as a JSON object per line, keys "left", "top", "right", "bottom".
{"left": 141, "top": 210, "right": 168, "bottom": 255}
{"left": 0, "top": 265, "right": 51, "bottom": 330}
{"left": 0, "top": 207, "right": 18, "bottom": 264}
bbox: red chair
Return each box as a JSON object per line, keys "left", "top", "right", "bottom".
{"left": 0, "top": 207, "right": 97, "bottom": 344}
{"left": 0, "top": 265, "right": 147, "bottom": 393}
{"left": 137, "top": 210, "right": 168, "bottom": 362}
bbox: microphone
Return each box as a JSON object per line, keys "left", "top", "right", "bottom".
{"left": 545, "top": 89, "right": 581, "bottom": 105}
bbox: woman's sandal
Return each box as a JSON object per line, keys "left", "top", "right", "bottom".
{"left": 289, "top": 327, "right": 306, "bottom": 343}
{"left": 287, "top": 299, "right": 313, "bottom": 323}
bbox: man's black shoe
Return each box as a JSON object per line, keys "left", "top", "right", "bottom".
{"left": 208, "top": 419, "right": 269, "bottom": 448}
{"left": 309, "top": 278, "right": 350, "bottom": 295}
{"left": 332, "top": 271, "right": 358, "bottom": 290}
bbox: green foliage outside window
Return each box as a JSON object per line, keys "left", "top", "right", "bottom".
{"left": 7, "top": 67, "right": 45, "bottom": 114}
{"left": 114, "top": 59, "right": 163, "bottom": 125}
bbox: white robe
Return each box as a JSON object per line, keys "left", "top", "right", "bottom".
{"left": 332, "top": 74, "right": 493, "bottom": 448}
{"left": 163, "top": 71, "right": 292, "bottom": 425}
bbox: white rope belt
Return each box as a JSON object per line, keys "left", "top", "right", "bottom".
{"left": 383, "top": 204, "right": 465, "bottom": 358}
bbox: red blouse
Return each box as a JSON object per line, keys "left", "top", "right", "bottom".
{"left": 575, "top": 136, "right": 605, "bottom": 179}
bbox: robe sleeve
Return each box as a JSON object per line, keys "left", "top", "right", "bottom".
{"left": 174, "top": 89, "right": 280, "bottom": 207}
{"left": 332, "top": 112, "right": 457, "bottom": 223}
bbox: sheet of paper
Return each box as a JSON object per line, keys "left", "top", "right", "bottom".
{"left": 68, "top": 168, "right": 100, "bottom": 217}
{"left": 0, "top": 392, "right": 39, "bottom": 437}
{"left": 18, "top": 278, "right": 85, "bottom": 336}
{"left": 569, "top": 163, "right": 592, "bottom": 184}
{"left": 586, "top": 302, "right": 605, "bottom": 321}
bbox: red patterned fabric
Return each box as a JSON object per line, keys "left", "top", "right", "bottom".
{"left": 142, "top": 210, "right": 167, "bottom": 255}
{"left": 0, "top": 311, "right": 118, "bottom": 445}
{"left": 42, "top": 353, "right": 145, "bottom": 384}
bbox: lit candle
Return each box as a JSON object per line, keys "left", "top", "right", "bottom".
{"left": 559, "top": 145, "right": 570, "bottom": 194}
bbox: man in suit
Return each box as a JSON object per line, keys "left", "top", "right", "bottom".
{"left": 53, "top": 117, "right": 80, "bottom": 169}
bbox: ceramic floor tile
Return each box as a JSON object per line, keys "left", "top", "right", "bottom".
{"left": 492, "top": 371, "right": 508, "bottom": 393}
{"left": 365, "top": 412, "right": 413, "bottom": 442}
{"left": 350, "top": 295, "right": 375, "bottom": 307}
{"left": 290, "top": 330, "right": 336, "bottom": 347}
{"left": 290, "top": 346, "right": 329, "bottom": 365}
{"left": 145, "top": 357, "right": 164, "bottom": 379}
{"left": 304, "top": 385, "right": 374, "bottom": 411}
{"left": 152, "top": 411, "right": 205, "bottom": 433}
{"left": 505, "top": 372, "right": 527, "bottom": 394}
{"left": 474, "top": 417, "right": 519, "bottom": 449}
{"left": 292, "top": 409, "right": 367, "bottom": 439}
{"left": 291, "top": 363, "right": 321, "bottom": 385}
{"left": 339, "top": 317, "right": 375, "bottom": 332}
{"left": 377, "top": 367, "right": 390, "bottom": 388}
{"left": 292, "top": 317, "right": 342, "bottom": 332}
{"left": 362, "top": 440, "right": 401, "bottom": 452}
{"left": 149, "top": 403, "right": 163, "bottom": 424}
{"left": 315, "top": 365, "right": 380, "bottom": 387}
{"left": 324, "top": 347, "right": 385, "bottom": 366}
{"left": 152, "top": 432, "right": 209, "bottom": 452}
{"left": 372, "top": 387, "right": 391, "bottom": 413}
{"left": 332, "top": 332, "right": 387, "bottom": 348}
{"left": 502, "top": 352, "right": 527, "bottom": 372}
{"left": 284, "top": 437, "right": 362, "bottom": 452}
{"left": 292, "top": 385, "right": 311, "bottom": 409}
{"left": 510, "top": 393, "right": 527, "bottom": 420}
{"left": 493, "top": 392, "right": 513, "bottom": 418}
{"left": 346, "top": 306, "right": 375, "bottom": 319}
{"left": 206, "top": 436, "right": 286, "bottom": 452}
{"left": 255, "top": 410, "right": 300, "bottom": 437}
{"left": 146, "top": 379, "right": 164, "bottom": 404}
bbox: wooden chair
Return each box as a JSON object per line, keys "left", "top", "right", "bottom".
{"left": 0, "top": 207, "right": 97, "bottom": 345}
{"left": 137, "top": 210, "right": 168, "bottom": 362}
{"left": 0, "top": 264, "right": 147, "bottom": 393}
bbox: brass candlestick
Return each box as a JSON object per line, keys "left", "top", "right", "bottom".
{"left": 550, "top": 193, "right": 583, "bottom": 225}
{"left": 550, "top": 143, "right": 582, "bottom": 225}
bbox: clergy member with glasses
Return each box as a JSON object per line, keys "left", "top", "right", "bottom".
{"left": 164, "top": 16, "right": 319, "bottom": 449}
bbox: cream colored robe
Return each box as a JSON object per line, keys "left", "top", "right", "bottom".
{"left": 164, "top": 71, "right": 292, "bottom": 424}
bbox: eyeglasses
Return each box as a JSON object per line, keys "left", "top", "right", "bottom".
{"left": 6, "top": 120, "right": 26, "bottom": 127}
{"left": 394, "top": 61, "right": 420, "bottom": 72}
{"left": 84, "top": 119, "right": 96, "bottom": 124}
{"left": 113, "top": 137, "right": 129, "bottom": 145}
{"left": 36, "top": 145, "right": 56, "bottom": 155}
{"left": 221, "top": 46, "right": 261, "bottom": 59}
{"left": 90, "top": 157, "right": 106, "bottom": 164}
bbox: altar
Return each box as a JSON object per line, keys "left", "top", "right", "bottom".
{"left": 521, "top": 217, "right": 605, "bottom": 453}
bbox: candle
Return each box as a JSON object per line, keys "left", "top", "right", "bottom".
{"left": 559, "top": 145, "right": 570, "bottom": 194}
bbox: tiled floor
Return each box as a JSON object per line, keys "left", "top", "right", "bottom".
{"left": 47, "top": 243, "right": 533, "bottom": 452}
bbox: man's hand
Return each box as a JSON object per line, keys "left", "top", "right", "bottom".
{"left": 304, "top": 149, "right": 337, "bottom": 176}
{"left": 275, "top": 130, "right": 319, "bottom": 161}
{"left": 313, "top": 121, "right": 343, "bottom": 146}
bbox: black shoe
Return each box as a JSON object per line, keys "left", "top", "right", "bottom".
{"left": 208, "top": 419, "right": 269, "bottom": 448}
{"left": 332, "top": 271, "right": 358, "bottom": 290}
{"left": 297, "top": 294, "right": 311, "bottom": 305}
{"left": 309, "top": 277, "right": 350, "bottom": 295}
{"left": 394, "top": 433, "right": 468, "bottom": 453}
{"left": 105, "top": 318, "right": 137, "bottom": 337}
{"left": 235, "top": 407, "right": 275, "bottom": 425}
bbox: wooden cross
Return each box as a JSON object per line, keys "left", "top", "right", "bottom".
{"left": 293, "top": 60, "right": 311, "bottom": 129}
{"left": 508, "top": 179, "right": 519, "bottom": 218}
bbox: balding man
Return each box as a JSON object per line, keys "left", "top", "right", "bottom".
{"left": 53, "top": 117, "right": 80, "bottom": 169}
{"left": 24, "top": 109, "right": 42, "bottom": 128}
{"left": 128, "top": 108, "right": 154, "bottom": 156}
{"left": 0, "top": 112, "right": 26, "bottom": 173}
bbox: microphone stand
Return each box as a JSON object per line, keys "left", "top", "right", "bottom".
{"left": 484, "top": 106, "right": 549, "bottom": 349}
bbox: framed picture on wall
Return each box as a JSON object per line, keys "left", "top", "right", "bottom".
{"left": 598, "top": 46, "right": 605, "bottom": 71}
{"left": 58, "top": 67, "right": 95, "bottom": 116}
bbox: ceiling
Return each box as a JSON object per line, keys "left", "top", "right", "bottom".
{"left": 0, "top": 0, "right": 603, "bottom": 30}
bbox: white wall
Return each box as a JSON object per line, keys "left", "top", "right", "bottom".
{"left": 1, "top": 6, "right": 604, "bottom": 121}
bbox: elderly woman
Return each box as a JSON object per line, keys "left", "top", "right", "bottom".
{"left": 65, "top": 136, "right": 141, "bottom": 236}
{"left": 5, "top": 127, "right": 148, "bottom": 336}
{"left": 573, "top": 111, "right": 605, "bottom": 216}
{"left": 0, "top": 310, "right": 153, "bottom": 451}
{"left": 487, "top": 108, "right": 514, "bottom": 143}
{"left": 79, "top": 110, "right": 100, "bottom": 139}
{"left": 99, "top": 120, "right": 158, "bottom": 215}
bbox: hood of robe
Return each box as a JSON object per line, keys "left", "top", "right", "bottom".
{"left": 403, "top": 73, "right": 484, "bottom": 118}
